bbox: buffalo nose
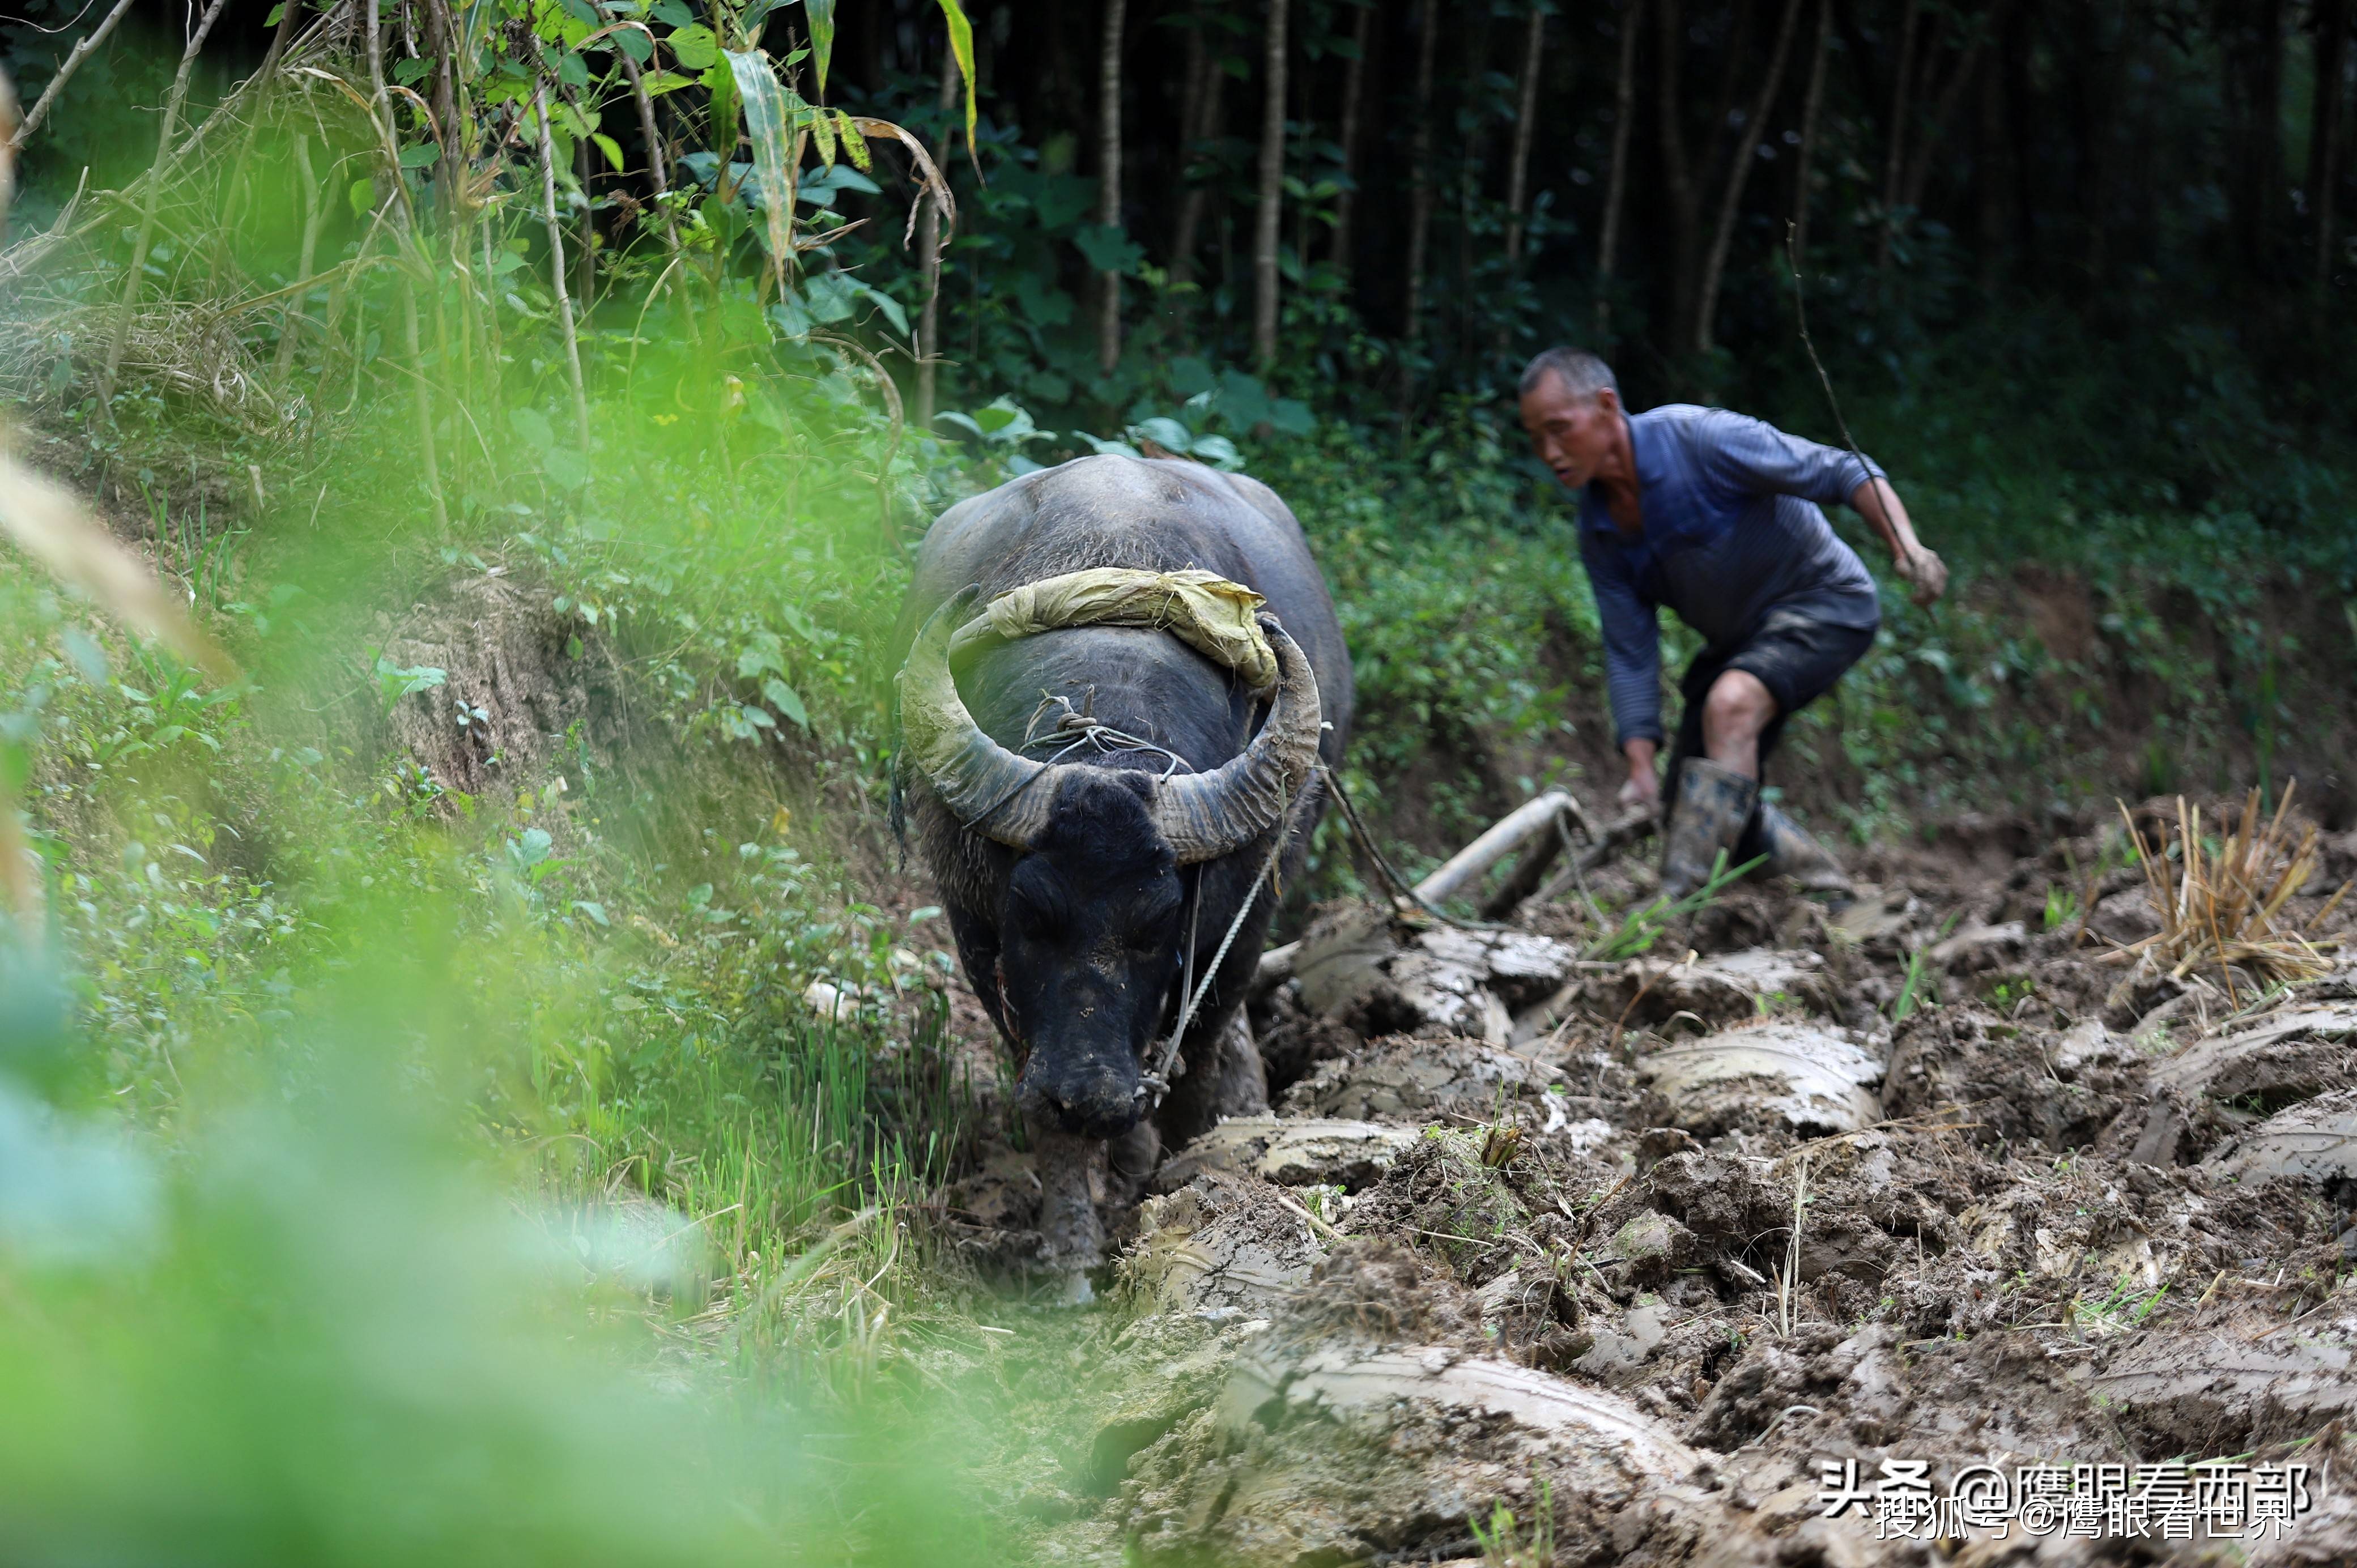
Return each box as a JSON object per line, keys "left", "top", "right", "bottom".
{"left": 1023, "top": 1064, "right": 1142, "bottom": 1140}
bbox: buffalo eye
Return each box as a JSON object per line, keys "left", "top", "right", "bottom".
{"left": 1126, "top": 882, "right": 1184, "bottom": 955}
{"left": 1007, "top": 864, "right": 1071, "bottom": 940}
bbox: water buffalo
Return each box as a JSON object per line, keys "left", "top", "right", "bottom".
{"left": 894, "top": 454, "right": 1352, "bottom": 1267}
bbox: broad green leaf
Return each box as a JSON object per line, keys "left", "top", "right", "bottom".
{"left": 615, "top": 28, "right": 652, "bottom": 64}
{"left": 935, "top": 0, "right": 976, "bottom": 152}
{"left": 1189, "top": 434, "right": 1245, "bottom": 471}
{"left": 347, "top": 177, "right": 377, "bottom": 217}
{"left": 846, "top": 278, "right": 908, "bottom": 337}
{"left": 1133, "top": 416, "right": 1193, "bottom": 452}
{"left": 572, "top": 900, "right": 610, "bottom": 926}
{"left": 727, "top": 50, "right": 795, "bottom": 280}
{"left": 762, "top": 679, "right": 809, "bottom": 729}
{"left": 398, "top": 142, "right": 442, "bottom": 169}
{"left": 1073, "top": 223, "right": 1144, "bottom": 275}
{"left": 591, "top": 133, "right": 625, "bottom": 173}
{"left": 802, "top": 271, "right": 855, "bottom": 323}
{"left": 265, "top": 2, "right": 284, "bottom": 23}
{"left": 803, "top": 0, "right": 836, "bottom": 97}
{"left": 637, "top": 69, "right": 697, "bottom": 95}
{"left": 666, "top": 22, "right": 717, "bottom": 70}
{"left": 768, "top": 295, "right": 811, "bottom": 340}
{"left": 649, "top": 0, "right": 691, "bottom": 23}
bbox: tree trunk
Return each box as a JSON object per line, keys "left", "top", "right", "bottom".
{"left": 1654, "top": 0, "right": 1701, "bottom": 356}
{"left": 1596, "top": 0, "right": 1645, "bottom": 337}
{"left": 1330, "top": 1, "right": 1373, "bottom": 272}
{"left": 1694, "top": 0, "right": 1805, "bottom": 355}
{"left": 1097, "top": 0, "right": 1128, "bottom": 375}
{"left": 1973, "top": 18, "right": 2007, "bottom": 291}
{"left": 917, "top": 45, "right": 958, "bottom": 426}
{"left": 1503, "top": 1, "right": 1547, "bottom": 268}
{"left": 1875, "top": 0, "right": 1922, "bottom": 278}
{"left": 2313, "top": 0, "right": 2349, "bottom": 288}
{"left": 2222, "top": 0, "right": 2285, "bottom": 275}
{"left": 1251, "top": 0, "right": 1290, "bottom": 366}
{"left": 1403, "top": 0, "right": 1440, "bottom": 343}
{"left": 1901, "top": 6, "right": 2006, "bottom": 221}
{"left": 1171, "top": 17, "right": 1225, "bottom": 284}
{"left": 1789, "top": 0, "right": 1831, "bottom": 260}
{"left": 420, "top": 0, "right": 460, "bottom": 190}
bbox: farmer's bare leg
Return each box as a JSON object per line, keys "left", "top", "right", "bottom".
{"left": 1699, "top": 668, "right": 1777, "bottom": 778}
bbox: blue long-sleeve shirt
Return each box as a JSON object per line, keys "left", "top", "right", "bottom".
{"left": 1577, "top": 404, "right": 1884, "bottom": 747}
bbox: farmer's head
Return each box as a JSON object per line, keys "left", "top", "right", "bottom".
{"left": 1518, "top": 347, "right": 1623, "bottom": 490}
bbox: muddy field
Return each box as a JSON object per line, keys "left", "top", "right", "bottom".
{"left": 914, "top": 802, "right": 2357, "bottom": 1565}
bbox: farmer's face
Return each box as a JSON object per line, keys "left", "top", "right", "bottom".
{"left": 1520, "top": 375, "right": 1622, "bottom": 491}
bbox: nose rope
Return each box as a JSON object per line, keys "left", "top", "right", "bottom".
{"left": 1137, "top": 779, "right": 1310, "bottom": 1109}
{"left": 1019, "top": 690, "right": 1194, "bottom": 780}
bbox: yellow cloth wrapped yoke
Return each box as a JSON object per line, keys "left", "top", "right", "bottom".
{"left": 944, "top": 568, "right": 1280, "bottom": 693}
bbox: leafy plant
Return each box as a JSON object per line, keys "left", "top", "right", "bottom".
{"left": 1469, "top": 1480, "right": 1555, "bottom": 1568}
{"left": 1582, "top": 852, "right": 1760, "bottom": 963}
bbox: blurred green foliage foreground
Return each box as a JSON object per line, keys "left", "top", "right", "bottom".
{"left": 0, "top": 938, "right": 1003, "bottom": 1567}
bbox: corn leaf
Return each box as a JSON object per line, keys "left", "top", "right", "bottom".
{"left": 726, "top": 50, "right": 795, "bottom": 284}
{"left": 935, "top": 0, "right": 976, "bottom": 154}
{"left": 803, "top": 0, "right": 836, "bottom": 98}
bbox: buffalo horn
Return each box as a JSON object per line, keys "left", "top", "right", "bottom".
{"left": 1150, "top": 618, "right": 1322, "bottom": 864}
{"left": 895, "top": 595, "right": 1057, "bottom": 849}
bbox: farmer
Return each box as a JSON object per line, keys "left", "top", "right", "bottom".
{"left": 1517, "top": 346, "right": 1947, "bottom": 901}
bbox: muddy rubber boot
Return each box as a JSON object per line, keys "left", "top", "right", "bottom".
{"left": 1755, "top": 802, "right": 1854, "bottom": 905}
{"left": 1660, "top": 758, "right": 1759, "bottom": 900}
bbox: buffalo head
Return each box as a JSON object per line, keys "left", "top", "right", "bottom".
{"left": 897, "top": 593, "right": 1322, "bottom": 1137}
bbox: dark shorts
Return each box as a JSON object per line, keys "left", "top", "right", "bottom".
{"left": 1667, "top": 607, "right": 1876, "bottom": 780}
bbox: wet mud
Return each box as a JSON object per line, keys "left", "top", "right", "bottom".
{"left": 943, "top": 804, "right": 2357, "bottom": 1565}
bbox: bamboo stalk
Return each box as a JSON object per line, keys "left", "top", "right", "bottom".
{"left": 1329, "top": 1, "right": 1372, "bottom": 272}
{"left": 1694, "top": 0, "right": 1805, "bottom": 355}
{"left": 1402, "top": 0, "right": 1439, "bottom": 346}
{"left": 1789, "top": 0, "right": 1831, "bottom": 258}
{"left": 1501, "top": 1, "right": 1547, "bottom": 269}
{"left": 1594, "top": 0, "right": 1645, "bottom": 338}
{"left": 1249, "top": 0, "right": 1290, "bottom": 367}
{"left": 1095, "top": 0, "right": 1128, "bottom": 376}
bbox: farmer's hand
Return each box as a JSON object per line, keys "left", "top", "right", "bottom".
{"left": 1619, "top": 740, "right": 1661, "bottom": 814}
{"left": 1895, "top": 543, "right": 1948, "bottom": 607}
